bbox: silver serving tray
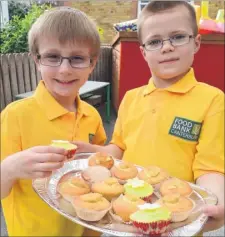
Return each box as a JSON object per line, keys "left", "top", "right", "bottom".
{"left": 32, "top": 153, "right": 218, "bottom": 237}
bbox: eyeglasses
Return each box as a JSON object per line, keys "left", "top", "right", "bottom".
{"left": 142, "top": 34, "right": 195, "bottom": 51}
{"left": 37, "top": 54, "right": 92, "bottom": 68}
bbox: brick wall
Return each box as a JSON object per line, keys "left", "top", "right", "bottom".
{"left": 194, "top": 0, "right": 224, "bottom": 19}
{"left": 64, "top": 0, "right": 137, "bottom": 44}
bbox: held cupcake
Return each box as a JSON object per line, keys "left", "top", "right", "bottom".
{"left": 91, "top": 177, "right": 124, "bottom": 201}
{"left": 72, "top": 193, "right": 111, "bottom": 221}
{"left": 130, "top": 203, "right": 171, "bottom": 236}
{"left": 111, "top": 161, "right": 138, "bottom": 183}
{"left": 51, "top": 140, "right": 77, "bottom": 159}
{"left": 160, "top": 177, "right": 193, "bottom": 197}
{"left": 88, "top": 152, "right": 114, "bottom": 169}
{"left": 138, "top": 166, "right": 169, "bottom": 189}
{"left": 57, "top": 177, "right": 91, "bottom": 202}
{"left": 111, "top": 194, "right": 146, "bottom": 223}
{"left": 156, "top": 193, "right": 195, "bottom": 222}
{"left": 124, "top": 178, "right": 154, "bottom": 202}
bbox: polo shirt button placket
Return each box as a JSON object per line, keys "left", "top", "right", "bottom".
{"left": 152, "top": 109, "right": 156, "bottom": 114}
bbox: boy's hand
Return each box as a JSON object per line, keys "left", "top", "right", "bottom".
{"left": 8, "top": 146, "right": 67, "bottom": 180}
{"left": 201, "top": 205, "right": 224, "bottom": 233}
{"left": 71, "top": 141, "right": 96, "bottom": 153}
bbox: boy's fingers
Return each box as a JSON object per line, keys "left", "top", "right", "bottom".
{"left": 34, "top": 162, "right": 64, "bottom": 172}
{"left": 32, "top": 146, "right": 67, "bottom": 155}
{"left": 35, "top": 153, "right": 66, "bottom": 163}
{"left": 203, "top": 205, "right": 225, "bottom": 220}
{"left": 33, "top": 171, "right": 53, "bottom": 179}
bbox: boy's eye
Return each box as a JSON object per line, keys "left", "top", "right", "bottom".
{"left": 172, "top": 34, "right": 186, "bottom": 41}
{"left": 70, "top": 56, "right": 85, "bottom": 63}
{"left": 148, "top": 39, "right": 162, "bottom": 46}
{"left": 44, "top": 54, "right": 61, "bottom": 62}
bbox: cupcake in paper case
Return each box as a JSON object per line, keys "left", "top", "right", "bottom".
{"left": 88, "top": 152, "right": 114, "bottom": 169}
{"left": 91, "top": 177, "right": 124, "bottom": 201}
{"left": 110, "top": 194, "right": 146, "bottom": 223}
{"left": 156, "top": 193, "right": 195, "bottom": 222}
{"left": 124, "top": 178, "right": 154, "bottom": 202}
{"left": 111, "top": 161, "right": 138, "bottom": 184}
{"left": 130, "top": 203, "right": 171, "bottom": 236}
{"left": 71, "top": 193, "right": 111, "bottom": 222}
{"left": 51, "top": 140, "right": 77, "bottom": 160}
{"left": 138, "top": 166, "right": 169, "bottom": 190}
{"left": 160, "top": 177, "right": 193, "bottom": 197}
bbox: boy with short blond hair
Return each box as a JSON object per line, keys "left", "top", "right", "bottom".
{"left": 1, "top": 7, "right": 106, "bottom": 236}
{"left": 75, "top": 1, "right": 224, "bottom": 232}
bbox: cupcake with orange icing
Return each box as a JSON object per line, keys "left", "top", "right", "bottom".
{"left": 111, "top": 194, "right": 146, "bottom": 223}
{"left": 111, "top": 161, "right": 138, "bottom": 183}
{"left": 138, "top": 166, "right": 169, "bottom": 189}
{"left": 91, "top": 177, "right": 124, "bottom": 201}
{"left": 57, "top": 177, "right": 90, "bottom": 202}
{"left": 72, "top": 193, "right": 111, "bottom": 221}
{"left": 156, "top": 193, "right": 195, "bottom": 222}
{"left": 160, "top": 177, "right": 193, "bottom": 197}
{"left": 88, "top": 152, "right": 114, "bottom": 169}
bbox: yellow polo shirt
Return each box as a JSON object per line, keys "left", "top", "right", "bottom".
{"left": 111, "top": 68, "right": 224, "bottom": 182}
{"left": 1, "top": 81, "right": 106, "bottom": 236}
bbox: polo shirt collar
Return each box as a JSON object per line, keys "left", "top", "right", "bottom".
{"left": 34, "top": 81, "right": 89, "bottom": 120}
{"left": 143, "top": 68, "right": 197, "bottom": 96}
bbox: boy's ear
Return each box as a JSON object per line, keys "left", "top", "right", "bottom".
{"left": 194, "top": 34, "right": 201, "bottom": 54}
{"left": 89, "top": 56, "right": 98, "bottom": 71}
{"left": 32, "top": 54, "right": 41, "bottom": 71}
{"left": 140, "top": 46, "right": 148, "bottom": 62}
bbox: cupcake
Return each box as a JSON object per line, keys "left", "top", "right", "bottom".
{"left": 111, "top": 194, "right": 146, "bottom": 223}
{"left": 51, "top": 140, "right": 77, "bottom": 159}
{"left": 160, "top": 177, "right": 193, "bottom": 197}
{"left": 57, "top": 177, "right": 90, "bottom": 202}
{"left": 130, "top": 203, "right": 171, "bottom": 235}
{"left": 82, "top": 166, "right": 111, "bottom": 183}
{"left": 72, "top": 193, "right": 111, "bottom": 221}
{"left": 111, "top": 161, "right": 138, "bottom": 183}
{"left": 88, "top": 152, "right": 114, "bottom": 169}
{"left": 138, "top": 166, "right": 169, "bottom": 189}
{"left": 124, "top": 178, "right": 154, "bottom": 202}
{"left": 91, "top": 177, "right": 124, "bottom": 201}
{"left": 156, "top": 193, "right": 195, "bottom": 222}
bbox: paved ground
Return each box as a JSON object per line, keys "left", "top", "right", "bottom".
{"left": 1, "top": 106, "right": 224, "bottom": 236}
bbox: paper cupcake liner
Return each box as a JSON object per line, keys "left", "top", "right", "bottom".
{"left": 66, "top": 149, "right": 76, "bottom": 159}
{"left": 72, "top": 203, "right": 112, "bottom": 222}
{"left": 141, "top": 193, "right": 153, "bottom": 203}
{"left": 132, "top": 219, "right": 171, "bottom": 235}
{"left": 109, "top": 209, "right": 132, "bottom": 225}
{"left": 171, "top": 198, "right": 196, "bottom": 223}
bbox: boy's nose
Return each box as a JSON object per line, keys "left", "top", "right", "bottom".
{"left": 161, "top": 40, "right": 175, "bottom": 54}
{"left": 59, "top": 59, "right": 72, "bottom": 74}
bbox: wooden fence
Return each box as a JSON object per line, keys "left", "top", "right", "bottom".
{"left": 0, "top": 44, "right": 112, "bottom": 111}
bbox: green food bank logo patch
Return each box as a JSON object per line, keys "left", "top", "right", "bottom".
{"left": 169, "top": 117, "right": 202, "bottom": 142}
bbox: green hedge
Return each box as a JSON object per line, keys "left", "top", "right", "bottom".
{"left": 0, "top": 4, "right": 51, "bottom": 54}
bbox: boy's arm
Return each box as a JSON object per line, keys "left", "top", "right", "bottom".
{"left": 192, "top": 92, "right": 224, "bottom": 229}
{"left": 1, "top": 109, "right": 21, "bottom": 199}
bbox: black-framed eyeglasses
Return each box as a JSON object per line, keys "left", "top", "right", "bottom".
{"left": 37, "top": 54, "right": 92, "bottom": 68}
{"left": 142, "top": 34, "right": 195, "bottom": 51}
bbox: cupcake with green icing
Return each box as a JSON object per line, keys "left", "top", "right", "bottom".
{"left": 51, "top": 140, "right": 77, "bottom": 159}
{"left": 124, "top": 178, "right": 154, "bottom": 202}
{"left": 130, "top": 203, "right": 171, "bottom": 235}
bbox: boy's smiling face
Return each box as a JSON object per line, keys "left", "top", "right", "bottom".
{"left": 140, "top": 5, "right": 201, "bottom": 81}
{"left": 35, "top": 38, "right": 96, "bottom": 99}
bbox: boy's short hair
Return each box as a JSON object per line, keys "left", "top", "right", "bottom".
{"left": 137, "top": 1, "right": 198, "bottom": 44}
{"left": 28, "top": 7, "right": 100, "bottom": 57}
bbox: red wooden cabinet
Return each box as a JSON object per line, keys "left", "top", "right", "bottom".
{"left": 112, "top": 32, "right": 224, "bottom": 111}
